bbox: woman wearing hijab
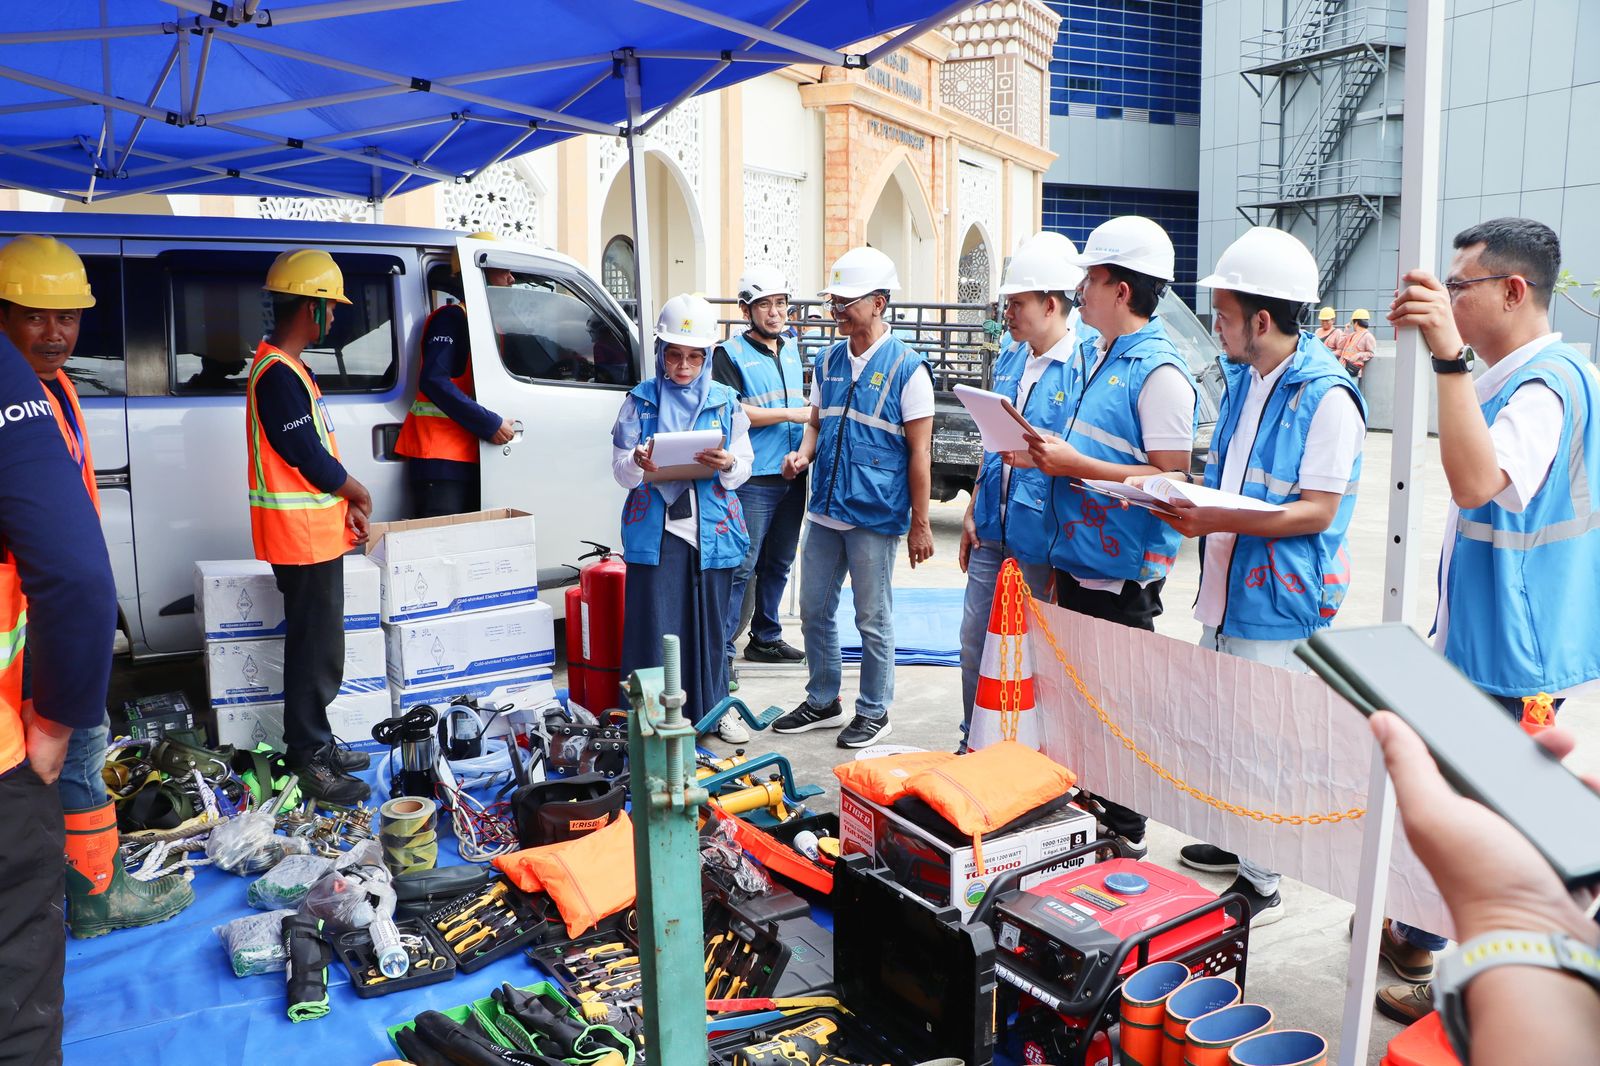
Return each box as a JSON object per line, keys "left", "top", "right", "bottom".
{"left": 611, "top": 294, "right": 754, "bottom": 722}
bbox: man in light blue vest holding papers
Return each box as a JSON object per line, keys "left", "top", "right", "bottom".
{"left": 957, "top": 234, "right": 1092, "bottom": 751}
{"left": 1151, "top": 226, "right": 1366, "bottom": 928}
{"left": 773, "top": 247, "right": 935, "bottom": 749}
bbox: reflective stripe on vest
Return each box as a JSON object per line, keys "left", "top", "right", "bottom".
{"left": 396, "top": 304, "right": 480, "bottom": 465}
{"left": 44, "top": 370, "right": 100, "bottom": 514}
{"left": 245, "top": 342, "right": 349, "bottom": 565}
{"left": 1443, "top": 343, "right": 1600, "bottom": 694}
{"left": 721, "top": 332, "right": 805, "bottom": 476}
{"left": 1204, "top": 331, "right": 1366, "bottom": 640}
{"left": 0, "top": 556, "right": 27, "bottom": 775}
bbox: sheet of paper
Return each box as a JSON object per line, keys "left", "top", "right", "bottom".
{"left": 1080, "top": 474, "right": 1284, "bottom": 514}
{"left": 952, "top": 384, "right": 1034, "bottom": 454}
{"left": 642, "top": 428, "right": 722, "bottom": 483}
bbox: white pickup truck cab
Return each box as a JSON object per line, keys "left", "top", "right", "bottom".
{"left": 0, "top": 213, "right": 640, "bottom": 658}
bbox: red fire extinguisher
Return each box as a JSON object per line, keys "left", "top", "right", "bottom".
{"left": 577, "top": 542, "right": 626, "bottom": 713}
{"left": 564, "top": 584, "right": 590, "bottom": 712}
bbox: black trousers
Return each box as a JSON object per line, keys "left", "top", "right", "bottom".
{"left": 411, "top": 477, "right": 480, "bottom": 520}
{"left": 273, "top": 558, "right": 344, "bottom": 758}
{"left": 0, "top": 765, "right": 64, "bottom": 1066}
{"left": 1053, "top": 570, "right": 1168, "bottom": 841}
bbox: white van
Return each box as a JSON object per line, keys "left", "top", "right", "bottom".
{"left": 0, "top": 213, "right": 640, "bottom": 658}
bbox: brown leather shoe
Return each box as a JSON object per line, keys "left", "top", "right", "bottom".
{"left": 1375, "top": 981, "right": 1433, "bottom": 1024}
{"left": 1379, "top": 921, "right": 1437, "bottom": 982}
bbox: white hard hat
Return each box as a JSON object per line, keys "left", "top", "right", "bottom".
{"left": 655, "top": 293, "right": 720, "bottom": 347}
{"left": 1075, "top": 215, "right": 1176, "bottom": 283}
{"left": 738, "top": 263, "right": 790, "bottom": 303}
{"left": 819, "top": 246, "right": 899, "bottom": 299}
{"left": 1197, "top": 226, "right": 1320, "bottom": 304}
{"left": 999, "top": 240, "right": 1085, "bottom": 296}
{"left": 1016, "top": 230, "right": 1079, "bottom": 263}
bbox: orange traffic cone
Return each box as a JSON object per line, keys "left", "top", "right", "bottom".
{"left": 968, "top": 558, "right": 1038, "bottom": 751}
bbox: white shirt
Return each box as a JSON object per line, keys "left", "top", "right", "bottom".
{"left": 1432, "top": 333, "right": 1573, "bottom": 688}
{"left": 998, "top": 329, "right": 1078, "bottom": 523}
{"left": 1193, "top": 356, "right": 1367, "bottom": 628}
{"left": 611, "top": 402, "right": 753, "bottom": 547}
{"left": 805, "top": 329, "right": 935, "bottom": 531}
{"left": 1069, "top": 332, "right": 1199, "bottom": 592}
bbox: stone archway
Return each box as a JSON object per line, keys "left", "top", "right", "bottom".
{"left": 957, "top": 222, "right": 995, "bottom": 316}
{"left": 598, "top": 148, "right": 704, "bottom": 318}
{"left": 862, "top": 156, "right": 937, "bottom": 302}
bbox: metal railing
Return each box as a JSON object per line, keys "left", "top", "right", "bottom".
{"left": 1239, "top": 156, "right": 1401, "bottom": 206}
{"left": 1242, "top": 3, "right": 1405, "bottom": 68}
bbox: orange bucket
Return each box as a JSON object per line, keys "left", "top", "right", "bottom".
{"left": 1118, "top": 961, "right": 1191, "bottom": 1066}
{"left": 1184, "top": 1003, "right": 1274, "bottom": 1066}
{"left": 1163, "top": 976, "right": 1240, "bottom": 1066}
{"left": 1230, "top": 1030, "right": 1328, "bottom": 1066}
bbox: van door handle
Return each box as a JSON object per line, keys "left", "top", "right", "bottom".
{"left": 502, "top": 419, "right": 524, "bottom": 454}
{"left": 375, "top": 423, "right": 403, "bottom": 460}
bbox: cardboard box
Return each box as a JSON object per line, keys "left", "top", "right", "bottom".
{"left": 214, "top": 689, "right": 393, "bottom": 752}
{"left": 194, "top": 556, "right": 381, "bottom": 641}
{"left": 367, "top": 509, "right": 538, "bottom": 623}
{"left": 204, "top": 628, "right": 387, "bottom": 707}
{"left": 385, "top": 601, "right": 554, "bottom": 687}
{"left": 838, "top": 788, "right": 1097, "bottom": 921}
{"left": 392, "top": 666, "right": 556, "bottom": 717}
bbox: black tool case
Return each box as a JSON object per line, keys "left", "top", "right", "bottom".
{"left": 708, "top": 854, "right": 996, "bottom": 1066}
{"left": 334, "top": 917, "right": 457, "bottom": 998}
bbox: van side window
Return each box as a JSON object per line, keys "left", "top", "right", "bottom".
{"left": 57, "top": 255, "right": 126, "bottom": 397}
{"left": 167, "top": 251, "right": 400, "bottom": 395}
{"left": 482, "top": 273, "right": 636, "bottom": 387}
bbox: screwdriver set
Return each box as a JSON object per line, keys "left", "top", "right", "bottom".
{"left": 427, "top": 877, "right": 553, "bottom": 973}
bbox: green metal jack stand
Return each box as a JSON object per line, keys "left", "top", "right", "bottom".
{"left": 627, "top": 634, "right": 708, "bottom": 1063}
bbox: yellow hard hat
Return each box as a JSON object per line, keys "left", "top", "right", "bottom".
{"left": 0, "top": 235, "right": 95, "bottom": 309}
{"left": 1351, "top": 308, "right": 1371, "bottom": 321}
{"left": 264, "top": 248, "right": 351, "bottom": 305}
{"left": 1318, "top": 306, "right": 1335, "bottom": 320}
{"left": 451, "top": 231, "right": 497, "bottom": 275}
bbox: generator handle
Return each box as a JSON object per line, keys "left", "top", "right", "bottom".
{"left": 1094, "top": 890, "right": 1252, "bottom": 1002}
{"left": 969, "top": 838, "right": 1109, "bottom": 927}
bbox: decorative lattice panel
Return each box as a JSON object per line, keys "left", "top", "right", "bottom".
{"left": 742, "top": 166, "right": 803, "bottom": 289}
{"left": 440, "top": 161, "right": 540, "bottom": 240}
{"left": 958, "top": 160, "right": 999, "bottom": 253}
{"left": 598, "top": 98, "right": 703, "bottom": 197}
{"left": 256, "top": 197, "right": 374, "bottom": 223}
{"left": 940, "top": 59, "right": 995, "bottom": 125}
{"left": 958, "top": 238, "right": 992, "bottom": 311}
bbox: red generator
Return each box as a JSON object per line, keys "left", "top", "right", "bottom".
{"left": 575, "top": 543, "right": 625, "bottom": 713}
{"left": 972, "top": 843, "right": 1251, "bottom": 1066}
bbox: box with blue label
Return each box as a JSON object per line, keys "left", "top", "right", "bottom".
{"left": 367, "top": 509, "right": 538, "bottom": 623}
{"left": 204, "top": 628, "right": 388, "bottom": 708}
{"left": 214, "top": 689, "right": 393, "bottom": 752}
{"left": 194, "top": 556, "right": 381, "bottom": 640}
{"left": 385, "top": 601, "right": 554, "bottom": 688}
{"left": 391, "top": 666, "right": 557, "bottom": 717}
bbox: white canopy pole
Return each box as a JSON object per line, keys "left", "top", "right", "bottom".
{"left": 623, "top": 50, "right": 655, "bottom": 362}
{"left": 1339, "top": 0, "right": 1445, "bottom": 1062}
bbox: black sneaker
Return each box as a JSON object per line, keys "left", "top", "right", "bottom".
{"left": 1113, "top": 834, "right": 1149, "bottom": 860}
{"left": 837, "top": 715, "right": 892, "bottom": 748}
{"left": 745, "top": 638, "right": 805, "bottom": 663}
{"left": 1179, "top": 843, "right": 1240, "bottom": 874}
{"left": 771, "top": 698, "right": 846, "bottom": 734}
{"left": 287, "top": 744, "right": 371, "bottom": 807}
{"left": 1221, "top": 874, "right": 1284, "bottom": 927}
{"left": 330, "top": 737, "right": 371, "bottom": 773}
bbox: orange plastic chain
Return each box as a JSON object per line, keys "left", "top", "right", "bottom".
{"left": 1001, "top": 567, "right": 1366, "bottom": 826}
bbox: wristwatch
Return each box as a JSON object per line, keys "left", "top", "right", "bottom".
{"left": 1431, "top": 343, "right": 1476, "bottom": 374}
{"left": 1435, "top": 930, "right": 1600, "bottom": 1062}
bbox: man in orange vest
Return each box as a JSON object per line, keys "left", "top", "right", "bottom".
{"left": 395, "top": 232, "right": 515, "bottom": 518}
{"left": 0, "top": 325, "right": 118, "bottom": 1061}
{"left": 248, "top": 249, "right": 374, "bottom": 805}
{"left": 0, "top": 235, "right": 195, "bottom": 938}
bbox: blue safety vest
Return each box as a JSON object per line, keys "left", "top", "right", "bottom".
{"left": 617, "top": 380, "right": 750, "bottom": 570}
{"left": 1441, "top": 341, "right": 1600, "bottom": 695}
{"left": 718, "top": 332, "right": 806, "bottom": 476}
{"left": 973, "top": 325, "right": 1100, "bottom": 566}
{"left": 1203, "top": 331, "right": 1366, "bottom": 640}
{"left": 808, "top": 334, "right": 930, "bottom": 537}
{"left": 1047, "top": 316, "right": 1194, "bottom": 582}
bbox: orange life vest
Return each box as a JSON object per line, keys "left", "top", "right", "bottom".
{"left": 43, "top": 370, "right": 99, "bottom": 514}
{"left": 395, "top": 304, "right": 480, "bottom": 464}
{"left": 245, "top": 340, "right": 349, "bottom": 565}
{"left": 0, "top": 553, "right": 27, "bottom": 776}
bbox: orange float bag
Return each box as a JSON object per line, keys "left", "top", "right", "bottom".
{"left": 901, "top": 741, "right": 1075, "bottom": 872}
{"left": 493, "top": 811, "right": 636, "bottom": 937}
{"left": 832, "top": 750, "right": 957, "bottom": 806}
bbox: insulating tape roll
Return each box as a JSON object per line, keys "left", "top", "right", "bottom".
{"left": 379, "top": 797, "right": 439, "bottom": 872}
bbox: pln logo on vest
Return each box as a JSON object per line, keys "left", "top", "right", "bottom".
{"left": 869, "top": 371, "right": 885, "bottom": 389}
{"left": 1106, "top": 375, "right": 1122, "bottom": 387}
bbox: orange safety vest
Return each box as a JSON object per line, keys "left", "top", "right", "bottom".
{"left": 395, "top": 304, "right": 480, "bottom": 464}
{"left": 245, "top": 340, "right": 350, "bottom": 565}
{"left": 43, "top": 370, "right": 100, "bottom": 515}
{"left": 0, "top": 552, "right": 26, "bottom": 776}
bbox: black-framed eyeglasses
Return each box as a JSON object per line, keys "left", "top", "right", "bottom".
{"left": 1443, "top": 274, "right": 1539, "bottom": 297}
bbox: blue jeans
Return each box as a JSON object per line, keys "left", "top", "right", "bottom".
{"left": 1200, "top": 626, "right": 1310, "bottom": 896}
{"left": 799, "top": 522, "right": 899, "bottom": 721}
{"left": 57, "top": 713, "right": 109, "bottom": 812}
{"left": 725, "top": 477, "right": 806, "bottom": 657}
{"left": 959, "top": 542, "right": 1052, "bottom": 740}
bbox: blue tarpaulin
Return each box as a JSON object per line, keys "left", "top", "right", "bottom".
{"left": 0, "top": 0, "right": 976, "bottom": 204}
{"left": 836, "top": 585, "right": 963, "bottom": 667}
